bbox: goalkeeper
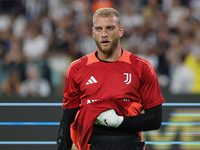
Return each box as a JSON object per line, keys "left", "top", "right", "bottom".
{"left": 57, "top": 7, "right": 165, "bottom": 150}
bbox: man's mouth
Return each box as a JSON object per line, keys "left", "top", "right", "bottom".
{"left": 101, "top": 41, "right": 110, "bottom": 46}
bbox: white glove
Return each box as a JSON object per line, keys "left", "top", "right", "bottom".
{"left": 95, "top": 109, "right": 124, "bottom": 128}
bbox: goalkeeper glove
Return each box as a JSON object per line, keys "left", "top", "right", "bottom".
{"left": 95, "top": 109, "right": 124, "bottom": 128}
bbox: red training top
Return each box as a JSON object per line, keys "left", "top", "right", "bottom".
{"left": 63, "top": 49, "right": 165, "bottom": 149}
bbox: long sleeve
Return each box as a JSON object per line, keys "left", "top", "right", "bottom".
{"left": 118, "top": 104, "right": 162, "bottom": 132}
{"left": 57, "top": 108, "right": 78, "bottom": 150}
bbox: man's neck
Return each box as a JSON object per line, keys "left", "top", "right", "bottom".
{"left": 96, "top": 48, "right": 123, "bottom": 62}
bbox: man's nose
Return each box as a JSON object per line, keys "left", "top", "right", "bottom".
{"left": 101, "top": 29, "right": 108, "bottom": 38}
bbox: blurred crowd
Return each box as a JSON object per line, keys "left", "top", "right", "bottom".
{"left": 0, "top": 0, "right": 200, "bottom": 98}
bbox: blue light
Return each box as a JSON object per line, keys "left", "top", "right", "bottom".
{"left": 0, "top": 122, "right": 60, "bottom": 125}
{"left": 0, "top": 121, "right": 199, "bottom": 126}
{"left": 163, "top": 103, "right": 200, "bottom": 106}
{"left": 0, "top": 103, "right": 62, "bottom": 106}
{"left": 162, "top": 122, "right": 200, "bottom": 125}
{"left": 0, "top": 141, "right": 200, "bottom": 145}
{"left": 0, "top": 103, "right": 200, "bottom": 106}
{"left": 145, "top": 141, "right": 200, "bottom": 145}
{"left": 0, "top": 141, "right": 56, "bottom": 145}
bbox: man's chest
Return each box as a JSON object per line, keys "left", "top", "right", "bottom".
{"left": 78, "top": 63, "right": 140, "bottom": 98}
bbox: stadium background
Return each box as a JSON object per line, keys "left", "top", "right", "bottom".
{"left": 0, "top": 0, "right": 200, "bottom": 150}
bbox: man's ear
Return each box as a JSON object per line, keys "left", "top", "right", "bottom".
{"left": 119, "top": 26, "right": 124, "bottom": 38}
{"left": 92, "top": 27, "right": 95, "bottom": 38}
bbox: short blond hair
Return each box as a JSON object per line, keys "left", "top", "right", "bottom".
{"left": 93, "top": 8, "right": 120, "bottom": 25}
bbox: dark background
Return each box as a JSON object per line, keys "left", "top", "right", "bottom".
{"left": 0, "top": 91, "right": 200, "bottom": 150}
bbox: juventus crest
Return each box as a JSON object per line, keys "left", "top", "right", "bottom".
{"left": 124, "top": 73, "right": 131, "bottom": 84}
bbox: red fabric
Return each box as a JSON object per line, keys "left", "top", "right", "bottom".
{"left": 62, "top": 49, "right": 165, "bottom": 149}
{"left": 70, "top": 96, "right": 142, "bottom": 150}
{"left": 63, "top": 50, "right": 165, "bottom": 110}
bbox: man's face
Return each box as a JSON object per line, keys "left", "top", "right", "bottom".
{"left": 92, "top": 16, "right": 123, "bottom": 55}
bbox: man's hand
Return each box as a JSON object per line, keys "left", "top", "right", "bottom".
{"left": 95, "top": 109, "right": 124, "bottom": 128}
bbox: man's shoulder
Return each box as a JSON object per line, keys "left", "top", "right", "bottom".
{"left": 69, "top": 51, "right": 98, "bottom": 69}
{"left": 66, "top": 54, "right": 90, "bottom": 78}
{"left": 121, "top": 49, "right": 145, "bottom": 65}
{"left": 123, "top": 50, "right": 154, "bottom": 72}
{"left": 125, "top": 50, "right": 151, "bottom": 66}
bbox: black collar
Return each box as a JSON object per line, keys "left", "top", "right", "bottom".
{"left": 95, "top": 49, "right": 123, "bottom": 63}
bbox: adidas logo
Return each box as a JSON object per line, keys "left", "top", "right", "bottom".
{"left": 86, "top": 76, "right": 98, "bottom": 85}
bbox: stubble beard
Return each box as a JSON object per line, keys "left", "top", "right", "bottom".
{"left": 95, "top": 37, "right": 119, "bottom": 56}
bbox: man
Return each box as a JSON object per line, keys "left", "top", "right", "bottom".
{"left": 57, "top": 8, "right": 165, "bottom": 150}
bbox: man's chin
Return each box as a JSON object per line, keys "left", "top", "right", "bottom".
{"left": 99, "top": 48, "right": 112, "bottom": 54}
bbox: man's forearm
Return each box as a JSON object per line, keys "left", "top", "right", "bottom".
{"left": 118, "top": 104, "right": 162, "bottom": 132}
{"left": 57, "top": 108, "right": 78, "bottom": 150}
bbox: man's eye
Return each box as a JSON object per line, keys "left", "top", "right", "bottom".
{"left": 107, "top": 26, "right": 114, "bottom": 30}
{"left": 95, "top": 27, "right": 102, "bottom": 31}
